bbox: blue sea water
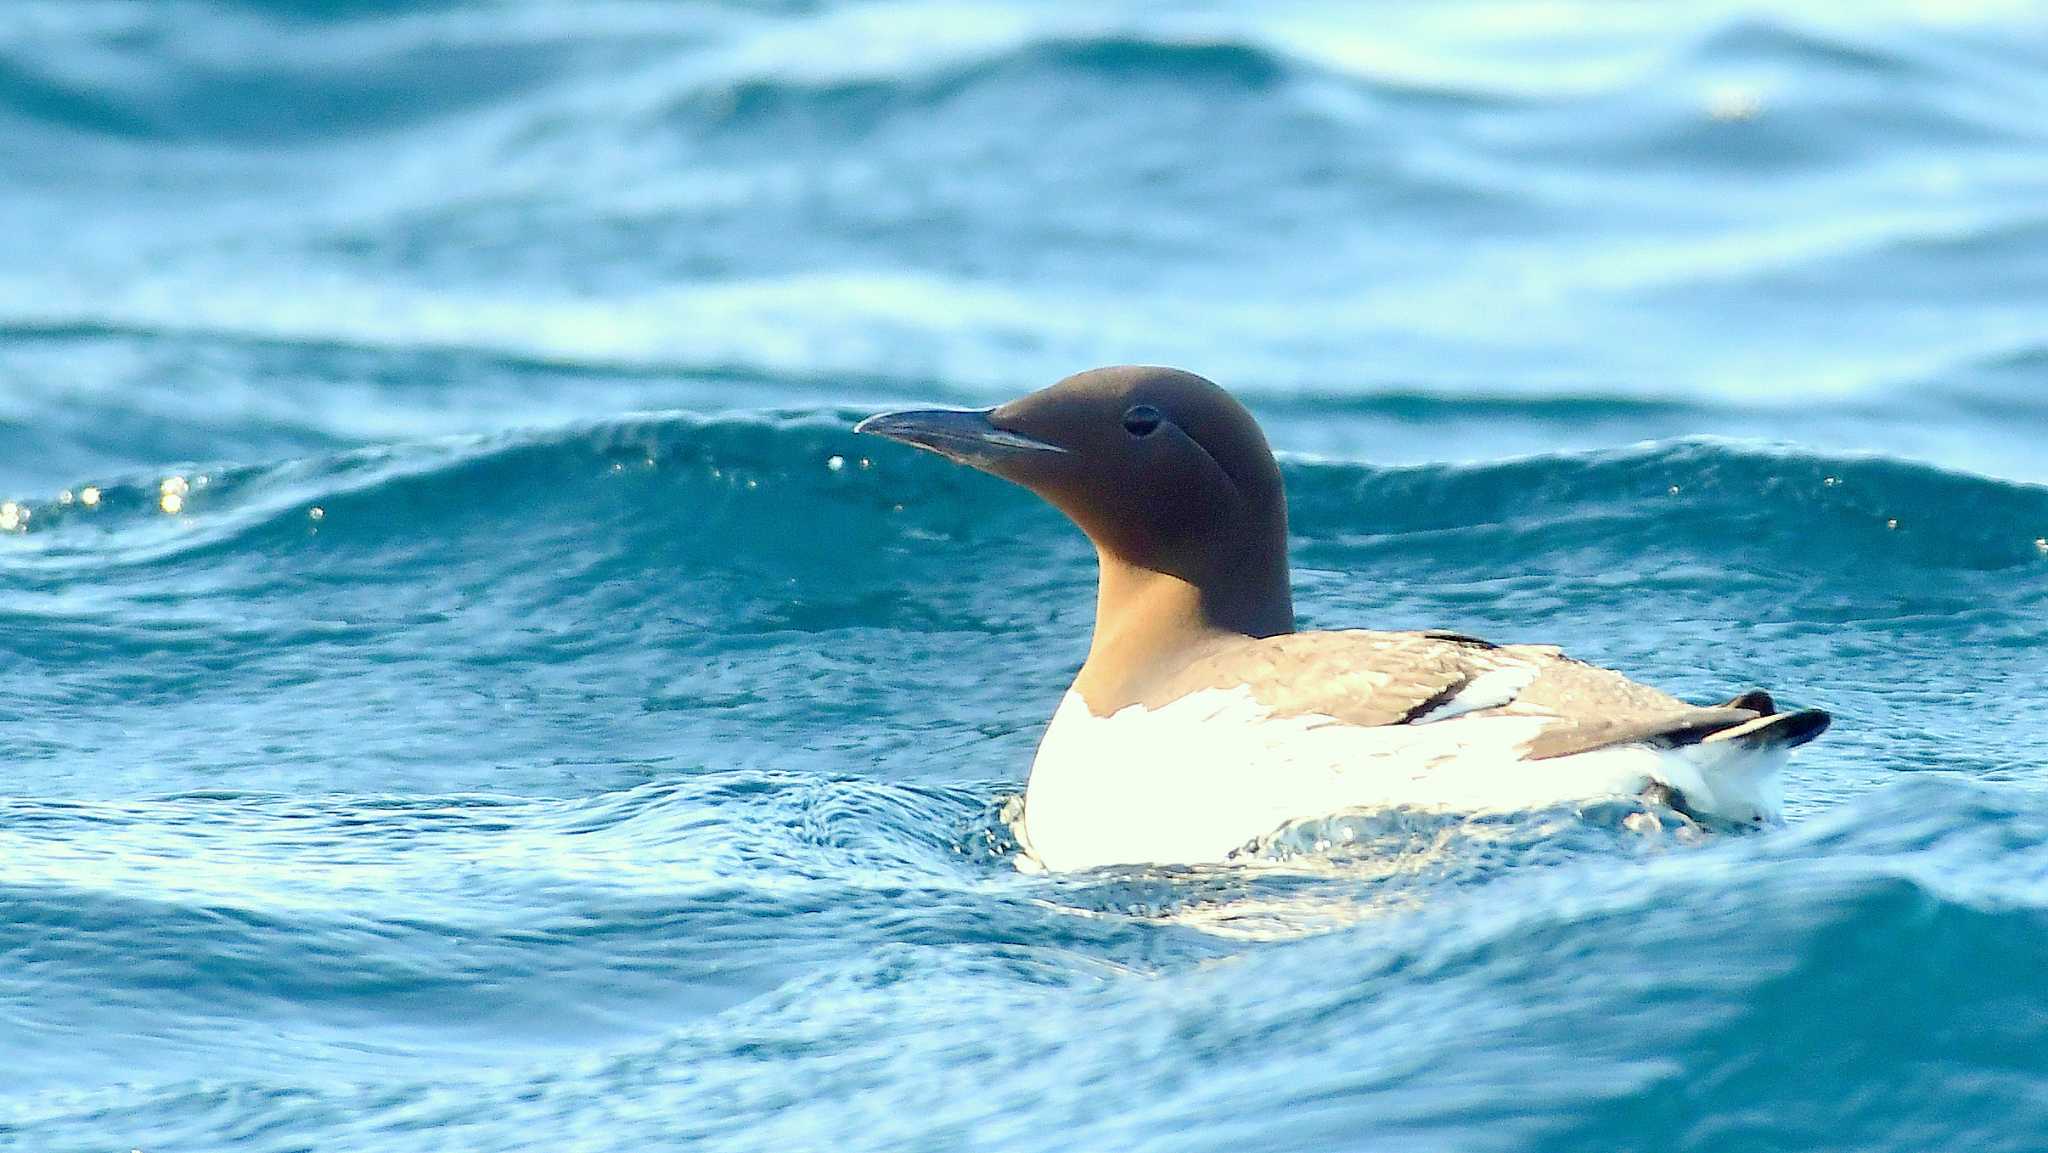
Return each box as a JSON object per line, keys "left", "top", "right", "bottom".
{"left": 3, "top": 1, "right": 2048, "bottom": 1149}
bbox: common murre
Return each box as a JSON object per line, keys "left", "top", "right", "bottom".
{"left": 858, "top": 366, "right": 1831, "bottom": 871}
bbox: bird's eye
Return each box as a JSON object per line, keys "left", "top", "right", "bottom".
{"left": 1121, "top": 404, "right": 1163, "bottom": 438}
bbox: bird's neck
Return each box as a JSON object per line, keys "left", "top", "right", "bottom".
{"left": 1072, "top": 545, "right": 1293, "bottom": 714}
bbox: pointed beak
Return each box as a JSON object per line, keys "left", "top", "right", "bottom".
{"left": 854, "top": 407, "right": 1067, "bottom": 468}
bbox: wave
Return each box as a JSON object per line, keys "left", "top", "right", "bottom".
{"left": 5, "top": 8, "right": 2012, "bottom": 145}
{"left": 0, "top": 5, "right": 577, "bottom": 145}
{"left": 9, "top": 778, "right": 2046, "bottom": 1150}
{"left": 689, "top": 36, "right": 1297, "bottom": 137}
{"left": 0, "top": 16, "right": 1489, "bottom": 147}
{"left": 3, "top": 8, "right": 2039, "bottom": 423}
{"left": 0, "top": 772, "right": 1024, "bottom": 1093}
{"left": 1691, "top": 19, "right": 1929, "bottom": 79}
{"left": 6, "top": 9, "right": 2027, "bottom": 190}
{"left": 6, "top": 415, "right": 2045, "bottom": 602}
{"left": 7, "top": 413, "right": 2045, "bottom": 575}
{"left": 1290, "top": 436, "right": 2048, "bottom": 576}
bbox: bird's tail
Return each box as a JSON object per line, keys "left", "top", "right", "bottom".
{"left": 1706, "top": 690, "right": 1832, "bottom": 750}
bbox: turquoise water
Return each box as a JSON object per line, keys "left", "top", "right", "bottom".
{"left": 4, "top": 2, "right": 2048, "bottom": 1149}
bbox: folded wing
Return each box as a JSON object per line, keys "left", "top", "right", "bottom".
{"left": 1148, "top": 629, "right": 1829, "bottom": 759}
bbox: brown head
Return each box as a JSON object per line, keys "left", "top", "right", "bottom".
{"left": 858, "top": 366, "right": 1294, "bottom": 708}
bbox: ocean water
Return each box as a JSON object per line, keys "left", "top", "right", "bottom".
{"left": 3, "top": 1, "right": 2047, "bottom": 1149}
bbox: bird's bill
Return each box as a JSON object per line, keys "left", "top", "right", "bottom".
{"left": 854, "top": 407, "right": 1067, "bottom": 468}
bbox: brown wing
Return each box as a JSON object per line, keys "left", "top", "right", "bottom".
{"left": 1142, "top": 630, "right": 1780, "bottom": 758}
{"left": 1142, "top": 630, "right": 1508, "bottom": 727}
{"left": 1491, "top": 654, "right": 1763, "bottom": 759}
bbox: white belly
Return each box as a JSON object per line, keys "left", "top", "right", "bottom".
{"left": 1016, "top": 689, "right": 1781, "bottom": 871}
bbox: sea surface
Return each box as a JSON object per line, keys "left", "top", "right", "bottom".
{"left": 4, "top": 2, "right": 2047, "bottom": 1150}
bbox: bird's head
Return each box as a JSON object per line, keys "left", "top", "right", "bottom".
{"left": 857, "top": 365, "right": 1292, "bottom": 638}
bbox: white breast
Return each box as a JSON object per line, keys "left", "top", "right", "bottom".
{"left": 1016, "top": 688, "right": 1776, "bottom": 872}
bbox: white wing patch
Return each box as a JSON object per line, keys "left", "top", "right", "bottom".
{"left": 1409, "top": 665, "right": 1539, "bottom": 724}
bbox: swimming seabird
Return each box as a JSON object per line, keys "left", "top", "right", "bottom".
{"left": 858, "top": 366, "right": 1830, "bottom": 871}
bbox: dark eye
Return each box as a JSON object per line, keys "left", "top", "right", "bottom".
{"left": 1121, "top": 404, "right": 1163, "bottom": 438}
